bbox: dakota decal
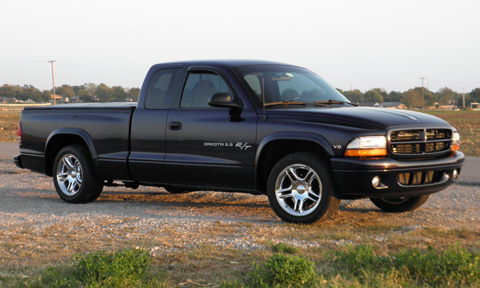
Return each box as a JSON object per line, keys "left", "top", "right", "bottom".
{"left": 203, "top": 142, "right": 252, "bottom": 151}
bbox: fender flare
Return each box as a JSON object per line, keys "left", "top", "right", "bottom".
{"left": 45, "top": 128, "right": 101, "bottom": 178}
{"left": 255, "top": 131, "right": 334, "bottom": 164}
{"left": 254, "top": 132, "right": 334, "bottom": 191}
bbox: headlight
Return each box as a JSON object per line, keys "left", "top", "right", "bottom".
{"left": 344, "top": 136, "right": 387, "bottom": 157}
{"left": 452, "top": 130, "right": 460, "bottom": 151}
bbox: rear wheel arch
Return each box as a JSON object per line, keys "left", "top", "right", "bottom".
{"left": 45, "top": 129, "right": 100, "bottom": 178}
{"left": 255, "top": 133, "right": 334, "bottom": 194}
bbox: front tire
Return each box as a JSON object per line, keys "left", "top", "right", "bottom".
{"left": 370, "top": 195, "right": 430, "bottom": 212}
{"left": 267, "top": 153, "right": 340, "bottom": 224}
{"left": 53, "top": 145, "right": 103, "bottom": 203}
{"left": 164, "top": 186, "right": 191, "bottom": 194}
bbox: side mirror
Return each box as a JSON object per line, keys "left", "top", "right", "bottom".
{"left": 208, "top": 93, "right": 243, "bottom": 109}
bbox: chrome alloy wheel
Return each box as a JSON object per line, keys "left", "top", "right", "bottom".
{"left": 275, "top": 164, "right": 322, "bottom": 216}
{"left": 56, "top": 154, "right": 83, "bottom": 196}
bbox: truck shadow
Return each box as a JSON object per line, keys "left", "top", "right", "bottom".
{"left": 98, "top": 190, "right": 272, "bottom": 209}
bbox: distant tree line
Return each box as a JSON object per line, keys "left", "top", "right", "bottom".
{"left": 0, "top": 83, "right": 140, "bottom": 103}
{"left": 1, "top": 83, "right": 480, "bottom": 108}
{"left": 338, "top": 87, "right": 480, "bottom": 108}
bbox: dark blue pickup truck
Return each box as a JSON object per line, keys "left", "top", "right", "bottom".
{"left": 14, "top": 60, "right": 465, "bottom": 223}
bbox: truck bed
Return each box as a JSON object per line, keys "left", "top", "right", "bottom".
{"left": 20, "top": 102, "right": 136, "bottom": 180}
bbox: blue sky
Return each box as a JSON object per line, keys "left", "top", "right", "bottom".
{"left": 1, "top": 0, "right": 479, "bottom": 93}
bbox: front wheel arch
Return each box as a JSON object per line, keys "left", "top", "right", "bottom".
{"left": 255, "top": 136, "right": 334, "bottom": 194}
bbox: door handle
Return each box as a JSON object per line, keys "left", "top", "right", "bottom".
{"left": 168, "top": 121, "right": 182, "bottom": 131}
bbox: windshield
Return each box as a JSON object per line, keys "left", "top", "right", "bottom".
{"left": 235, "top": 65, "right": 349, "bottom": 107}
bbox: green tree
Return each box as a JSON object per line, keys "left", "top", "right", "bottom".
{"left": 401, "top": 88, "right": 422, "bottom": 108}
{"left": 344, "top": 89, "right": 364, "bottom": 103}
{"left": 469, "top": 88, "right": 480, "bottom": 105}
{"left": 72, "top": 85, "right": 83, "bottom": 95}
{"left": 127, "top": 87, "right": 141, "bottom": 102}
{"left": 95, "top": 83, "right": 112, "bottom": 102}
{"left": 364, "top": 89, "right": 384, "bottom": 104}
{"left": 437, "top": 87, "right": 456, "bottom": 105}
{"left": 15, "top": 85, "right": 42, "bottom": 102}
{"left": 41, "top": 90, "right": 51, "bottom": 102}
{"left": 83, "top": 83, "right": 97, "bottom": 98}
{"left": 387, "top": 91, "right": 402, "bottom": 102}
{"left": 424, "top": 89, "right": 437, "bottom": 106}
{"left": 401, "top": 87, "right": 436, "bottom": 108}
{"left": 371, "top": 88, "right": 387, "bottom": 99}
{"left": 0, "top": 84, "right": 17, "bottom": 98}
{"left": 77, "top": 89, "right": 94, "bottom": 102}
{"left": 56, "top": 84, "right": 75, "bottom": 98}
{"left": 112, "top": 86, "right": 128, "bottom": 101}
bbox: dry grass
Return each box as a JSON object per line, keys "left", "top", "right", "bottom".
{"left": 0, "top": 111, "right": 20, "bottom": 142}
{"left": 423, "top": 110, "right": 480, "bottom": 156}
{"left": 2, "top": 214, "right": 479, "bottom": 267}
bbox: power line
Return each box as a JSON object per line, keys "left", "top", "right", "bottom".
{"left": 0, "top": 60, "right": 47, "bottom": 64}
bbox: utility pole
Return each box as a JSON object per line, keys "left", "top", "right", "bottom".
{"left": 48, "top": 60, "right": 56, "bottom": 105}
{"left": 420, "top": 77, "right": 425, "bottom": 110}
{"left": 463, "top": 88, "right": 465, "bottom": 108}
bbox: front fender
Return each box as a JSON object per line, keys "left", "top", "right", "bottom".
{"left": 255, "top": 131, "right": 334, "bottom": 164}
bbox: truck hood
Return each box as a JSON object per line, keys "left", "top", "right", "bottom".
{"left": 264, "top": 107, "right": 452, "bottom": 130}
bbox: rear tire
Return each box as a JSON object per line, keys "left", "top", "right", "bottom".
{"left": 267, "top": 152, "right": 340, "bottom": 224}
{"left": 370, "top": 195, "right": 430, "bottom": 212}
{"left": 53, "top": 145, "right": 103, "bottom": 203}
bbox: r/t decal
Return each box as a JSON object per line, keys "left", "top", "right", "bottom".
{"left": 236, "top": 142, "right": 252, "bottom": 151}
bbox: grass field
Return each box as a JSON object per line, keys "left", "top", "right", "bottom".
{"left": 1, "top": 228, "right": 479, "bottom": 287}
{"left": 422, "top": 110, "right": 480, "bottom": 157}
{"left": 0, "top": 109, "right": 20, "bottom": 143}
{"left": 2, "top": 107, "right": 479, "bottom": 156}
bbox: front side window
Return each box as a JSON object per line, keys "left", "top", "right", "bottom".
{"left": 180, "top": 72, "right": 233, "bottom": 108}
{"left": 144, "top": 68, "right": 180, "bottom": 109}
{"left": 237, "top": 65, "right": 348, "bottom": 106}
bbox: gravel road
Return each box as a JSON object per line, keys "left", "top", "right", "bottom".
{"left": 1, "top": 142, "right": 479, "bottom": 266}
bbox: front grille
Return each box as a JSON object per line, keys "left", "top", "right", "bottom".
{"left": 397, "top": 171, "right": 444, "bottom": 186}
{"left": 390, "top": 128, "right": 452, "bottom": 156}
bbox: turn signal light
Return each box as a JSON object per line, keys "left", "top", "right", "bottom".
{"left": 344, "top": 148, "right": 387, "bottom": 157}
{"left": 451, "top": 131, "right": 460, "bottom": 151}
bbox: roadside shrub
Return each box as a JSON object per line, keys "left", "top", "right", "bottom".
{"left": 248, "top": 254, "right": 319, "bottom": 287}
{"left": 332, "top": 244, "right": 390, "bottom": 277}
{"left": 393, "top": 245, "right": 480, "bottom": 285}
{"left": 23, "top": 249, "right": 171, "bottom": 288}
{"left": 332, "top": 244, "right": 480, "bottom": 286}
{"left": 271, "top": 242, "right": 299, "bottom": 254}
{"left": 75, "top": 249, "right": 152, "bottom": 287}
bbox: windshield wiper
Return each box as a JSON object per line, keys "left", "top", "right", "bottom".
{"left": 314, "top": 100, "right": 358, "bottom": 107}
{"left": 264, "top": 100, "right": 306, "bottom": 107}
